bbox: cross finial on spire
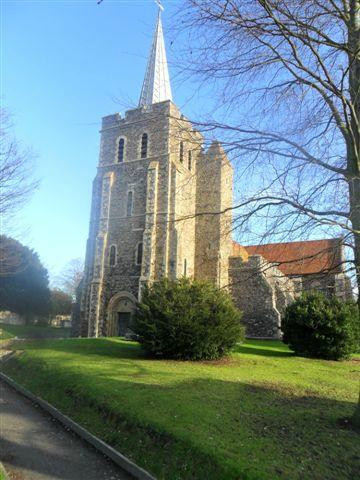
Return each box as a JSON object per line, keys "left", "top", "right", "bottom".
{"left": 138, "top": 4, "right": 172, "bottom": 107}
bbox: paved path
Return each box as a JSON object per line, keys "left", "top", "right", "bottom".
{"left": 0, "top": 380, "right": 134, "bottom": 480}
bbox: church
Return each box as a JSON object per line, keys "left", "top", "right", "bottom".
{"left": 73, "top": 9, "right": 351, "bottom": 340}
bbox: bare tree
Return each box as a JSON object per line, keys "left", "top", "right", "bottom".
{"left": 172, "top": 0, "right": 359, "bottom": 299}
{"left": 56, "top": 258, "right": 84, "bottom": 299}
{"left": 0, "top": 108, "right": 39, "bottom": 275}
{"left": 0, "top": 108, "right": 39, "bottom": 221}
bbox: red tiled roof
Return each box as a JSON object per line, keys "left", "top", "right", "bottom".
{"left": 233, "top": 238, "right": 343, "bottom": 276}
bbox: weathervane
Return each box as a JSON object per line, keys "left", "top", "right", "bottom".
{"left": 155, "top": 0, "right": 164, "bottom": 11}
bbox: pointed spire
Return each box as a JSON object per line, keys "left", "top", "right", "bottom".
{"left": 138, "top": 9, "right": 172, "bottom": 107}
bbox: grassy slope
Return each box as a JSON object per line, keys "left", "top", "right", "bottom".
{"left": 0, "top": 323, "right": 70, "bottom": 340}
{"left": 1, "top": 338, "right": 359, "bottom": 480}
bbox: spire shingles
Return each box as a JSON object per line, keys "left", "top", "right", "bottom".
{"left": 138, "top": 11, "right": 172, "bottom": 107}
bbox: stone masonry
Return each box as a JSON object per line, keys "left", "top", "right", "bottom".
{"left": 73, "top": 10, "right": 352, "bottom": 340}
{"left": 229, "top": 256, "right": 295, "bottom": 338}
{"left": 76, "top": 100, "right": 233, "bottom": 337}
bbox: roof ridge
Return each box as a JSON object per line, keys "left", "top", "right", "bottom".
{"left": 244, "top": 237, "right": 342, "bottom": 248}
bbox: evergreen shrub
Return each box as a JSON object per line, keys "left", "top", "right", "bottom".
{"left": 282, "top": 291, "right": 359, "bottom": 360}
{"left": 133, "top": 278, "right": 244, "bottom": 360}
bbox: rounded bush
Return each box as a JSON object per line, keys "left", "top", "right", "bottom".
{"left": 282, "top": 291, "right": 359, "bottom": 360}
{"left": 133, "top": 278, "right": 244, "bottom": 360}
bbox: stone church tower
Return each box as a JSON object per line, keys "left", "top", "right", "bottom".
{"left": 75, "top": 10, "right": 233, "bottom": 337}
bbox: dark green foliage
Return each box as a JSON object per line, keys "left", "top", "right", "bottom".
{"left": 0, "top": 235, "right": 50, "bottom": 323}
{"left": 133, "top": 278, "right": 244, "bottom": 360}
{"left": 282, "top": 291, "right": 359, "bottom": 360}
{"left": 50, "top": 289, "right": 73, "bottom": 316}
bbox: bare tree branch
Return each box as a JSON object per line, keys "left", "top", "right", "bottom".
{"left": 173, "top": 0, "right": 359, "bottom": 298}
{"left": 0, "top": 108, "right": 39, "bottom": 220}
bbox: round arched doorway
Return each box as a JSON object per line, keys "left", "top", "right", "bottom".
{"left": 106, "top": 291, "right": 137, "bottom": 337}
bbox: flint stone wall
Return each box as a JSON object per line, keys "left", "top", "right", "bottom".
{"left": 229, "top": 255, "right": 295, "bottom": 338}
{"left": 290, "top": 272, "right": 353, "bottom": 301}
{"left": 76, "top": 100, "right": 234, "bottom": 338}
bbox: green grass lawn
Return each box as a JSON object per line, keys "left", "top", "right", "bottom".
{"left": 0, "top": 323, "right": 70, "bottom": 341}
{"left": 2, "top": 338, "right": 359, "bottom": 480}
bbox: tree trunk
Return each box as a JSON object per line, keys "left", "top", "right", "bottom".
{"left": 346, "top": 0, "right": 360, "bottom": 425}
{"left": 352, "top": 389, "right": 360, "bottom": 429}
{"left": 348, "top": 0, "right": 360, "bottom": 306}
{"left": 349, "top": 178, "right": 360, "bottom": 308}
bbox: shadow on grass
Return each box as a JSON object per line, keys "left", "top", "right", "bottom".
{"left": 2, "top": 355, "right": 358, "bottom": 480}
{"left": 0, "top": 323, "right": 71, "bottom": 340}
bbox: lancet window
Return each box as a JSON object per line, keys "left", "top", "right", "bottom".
{"left": 118, "top": 138, "right": 125, "bottom": 163}
{"left": 188, "top": 150, "right": 192, "bottom": 170}
{"left": 126, "top": 191, "right": 133, "bottom": 217}
{"left": 136, "top": 242, "right": 143, "bottom": 266}
{"left": 180, "top": 141, "right": 184, "bottom": 163}
{"left": 141, "top": 133, "right": 148, "bottom": 158}
{"left": 109, "top": 245, "right": 117, "bottom": 266}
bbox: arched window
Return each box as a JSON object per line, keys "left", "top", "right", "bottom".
{"left": 126, "top": 191, "right": 133, "bottom": 217}
{"left": 109, "top": 245, "right": 117, "bottom": 266}
{"left": 141, "top": 133, "right": 148, "bottom": 158}
{"left": 179, "top": 141, "right": 184, "bottom": 163}
{"left": 118, "top": 138, "right": 125, "bottom": 163}
{"left": 136, "top": 242, "right": 143, "bottom": 265}
{"left": 188, "top": 150, "right": 192, "bottom": 170}
{"left": 183, "top": 258, "right": 187, "bottom": 277}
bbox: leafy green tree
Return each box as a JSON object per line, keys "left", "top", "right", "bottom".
{"left": 134, "top": 278, "right": 244, "bottom": 360}
{"left": 50, "top": 289, "right": 73, "bottom": 317}
{"left": 0, "top": 235, "right": 50, "bottom": 323}
{"left": 282, "top": 291, "right": 359, "bottom": 360}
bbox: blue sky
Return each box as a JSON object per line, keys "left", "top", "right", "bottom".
{"left": 2, "top": 0, "right": 196, "bottom": 281}
{"left": 2, "top": 0, "right": 351, "bottom": 288}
